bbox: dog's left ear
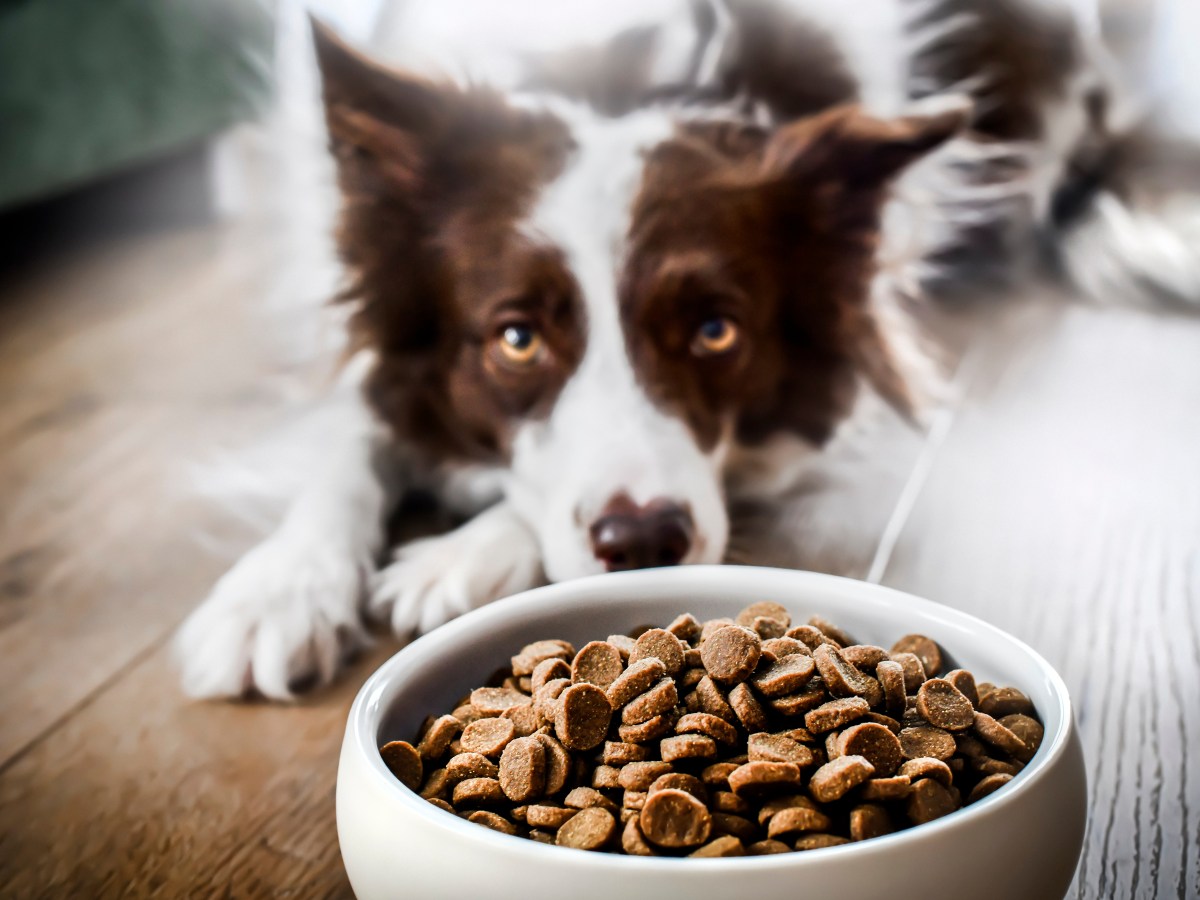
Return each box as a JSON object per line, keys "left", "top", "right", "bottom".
{"left": 763, "top": 99, "right": 971, "bottom": 193}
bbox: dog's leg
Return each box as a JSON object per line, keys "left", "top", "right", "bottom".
{"left": 370, "top": 501, "right": 544, "bottom": 637}
{"left": 175, "top": 396, "right": 397, "bottom": 701}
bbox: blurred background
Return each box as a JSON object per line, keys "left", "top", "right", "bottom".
{"left": 1, "top": 1, "right": 1198, "bottom": 897}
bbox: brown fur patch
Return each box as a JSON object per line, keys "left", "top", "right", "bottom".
{"left": 312, "top": 20, "right": 584, "bottom": 462}
{"left": 622, "top": 105, "right": 965, "bottom": 448}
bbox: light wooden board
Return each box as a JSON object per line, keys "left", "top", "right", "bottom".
{"left": 878, "top": 300, "right": 1200, "bottom": 899}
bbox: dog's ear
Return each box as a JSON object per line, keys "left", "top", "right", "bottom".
{"left": 762, "top": 100, "right": 969, "bottom": 207}
{"left": 310, "top": 17, "right": 454, "bottom": 196}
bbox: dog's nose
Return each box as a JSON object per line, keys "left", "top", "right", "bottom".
{"left": 589, "top": 500, "right": 694, "bottom": 571}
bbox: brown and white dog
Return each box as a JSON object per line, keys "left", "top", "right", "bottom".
{"left": 177, "top": 0, "right": 1200, "bottom": 699}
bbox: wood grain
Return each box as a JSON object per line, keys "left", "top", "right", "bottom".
{"left": 877, "top": 300, "right": 1200, "bottom": 899}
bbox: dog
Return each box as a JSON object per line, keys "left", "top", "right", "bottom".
{"left": 176, "top": 0, "right": 1200, "bottom": 699}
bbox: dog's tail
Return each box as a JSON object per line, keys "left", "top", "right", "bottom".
{"left": 1048, "top": 130, "right": 1200, "bottom": 309}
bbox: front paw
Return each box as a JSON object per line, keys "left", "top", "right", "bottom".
{"left": 369, "top": 513, "right": 542, "bottom": 637}
{"left": 175, "top": 535, "right": 371, "bottom": 701}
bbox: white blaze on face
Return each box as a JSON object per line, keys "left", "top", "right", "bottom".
{"left": 506, "top": 103, "right": 730, "bottom": 582}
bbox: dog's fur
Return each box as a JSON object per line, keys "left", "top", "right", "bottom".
{"left": 177, "top": 0, "right": 1200, "bottom": 699}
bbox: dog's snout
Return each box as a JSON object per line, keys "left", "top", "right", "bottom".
{"left": 589, "top": 499, "right": 693, "bottom": 571}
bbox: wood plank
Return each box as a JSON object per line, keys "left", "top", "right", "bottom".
{"left": 0, "top": 640, "right": 396, "bottom": 899}
{"left": 877, "top": 299, "right": 1200, "bottom": 899}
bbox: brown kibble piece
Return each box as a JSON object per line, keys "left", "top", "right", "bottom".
{"left": 696, "top": 676, "right": 737, "bottom": 722}
{"left": 787, "top": 625, "right": 837, "bottom": 651}
{"left": 662, "top": 734, "right": 718, "bottom": 762}
{"left": 452, "top": 777, "right": 505, "bottom": 807}
{"left": 618, "top": 713, "right": 675, "bottom": 743}
{"left": 666, "top": 613, "right": 703, "bottom": 644}
{"left": 849, "top": 804, "right": 892, "bottom": 841}
{"left": 565, "top": 787, "right": 617, "bottom": 811}
{"left": 380, "top": 741, "right": 423, "bottom": 791}
{"left": 676, "top": 712, "right": 740, "bottom": 745}
{"left": 757, "top": 794, "right": 819, "bottom": 826}
{"left": 889, "top": 652, "right": 928, "bottom": 693}
{"left": 530, "top": 657, "right": 571, "bottom": 694}
{"left": 804, "top": 696, "right": 870, "bottom": 733}
{"left": 748, "top": 733, "right": 815, "bottom": 768}
{"left": 813, "top": 644, "right": 882, "bottom": 705}
{"left": 899, "top": 757, "right": 953, "bottom": 787}
{"left": 700, "top": 626, "right": 762, "bottom": 685}
{"left": 890, "top": 634, "right": 943, "bottom": 677}
{"left": 606, "top": 658, "right": 667, "bottom": 708}
{"left": 794, "top": 834, "right": 851, "bottom": 851}
{"left": 467, "top": 810, "right": 519, "bottom": 835}
{"left": 621, "top": 817, "right": 656, "bottom": 855}
{"left": 917, "top": 678, "right": 976, "bottom": 731}
{"left": 835, "top": 723, "right": 904, "bottom": 777}
{"left": 876, "top": 660, "right": 907, "bottom": 718}
{"left": 968, "top": 773, "right": 1014, "bottom": 803}
{"left": 999, "top": 713, "right": 1044, "bottom": 760}
{"left": 808, "top": 616, "right": 855, "bottom": 647}
{"left": 690, "top": 835, "right": 745, "bottom": 857}
{"left": 809, "top": 755, "right": 875, "bottom": 803}
{"left": 571, "top": 641, "right": 625, "bottom": 689}
{"left": 600, "top": 740, "right": 649, "bottom": 765}
{"left": 512, "top": 639, "right": 574, "bottom": 676}
{"left": 533, "top": 733, "right": 570, "bottom": 794}
{"left": 747, "top": 839, "right": 791, "bottom": 855}
{"left": 768, "top": 685, "right": 827, "bottom": 718}
{"left": 899, "top": 725, "right": 957, "bottom": 761}
{"left": 501, "top": 705, "right": 539, "bottom": 738}
{"left": 944, "top": 669, "right": 980, "bottom": 707}
{"left": 621, "top": 677, "right": 678, "bottom": 724}
{"left": 842, "top": 645, "right": 889, "bottom": 671}
{"left": 556, "top": 807, "right": 617, "bottom": 850}
{"left": 762, "top": 637, "right": 811, "bottom": 660}
{"left": 555, "top": 683, "right": 613, "bottom": 751}
{"left": 727, "top": 761, "right": 802, "bottom": 798}
{"left": 460, "top": 717, "right": 516, "bottom": 757}
{"left": 630, "top": 628, "right": 686, "bottom": 676}
{"left": 702, "top": 762, "right": 739, "bottom": 788}
{"left": 737, "top": 601, "right": 791, "bottom": 631}
{"left": 767, "top": 805, "right": 833, "bottom": 838}
{"left": 420, "top": 768, "right": 450, "bottom": 800}
{"left": 858, "top": 774, "right": 912, "bottom": 801}
{"left": 526, "top": 805, "right": 577, "bottom": 829}
{"left": 712, "top": 790, "right": 752, "bottom": 815}
{"left": 751, "top": 653, "right": 817, "bottom": 697}
{"left": 498, "top": 736, "right": 546, "bottom": 803}
{"left": 471, "top": 686, "right": 533, "bottom": 716}
{"left": 592, "top": 765, "right": 621, "bottom": 789}
{"left": 618, "top": 761, "right": 675, "bottom": 791}
{"left": 639, "top": 789, "right": 713, "bottom": 848}
{"left": 729, "top": 683, "right": 769, "bottom": 732}
{"left": 445, "top": 752, "right": 499, "bottom": 784}
{"left": 980, "top": 686, "right": 1035, "bottom": 718}
{"left": 416, "top": 715, "right": 460, "bottom": 760}
{"left": 972, "top": 711, "right": 1029, "bottom": 757}
{"left": 906, "top": 777, "right": 957, "bottom": 824}
{"left": 649, "top": 772, "right": 707, "bottom": 800}
{"left": 427, "top": 797, "right": 455, "bottom": 814}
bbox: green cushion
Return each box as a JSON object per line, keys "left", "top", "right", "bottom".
{"left": 0, "top": 0, "right": 274, "bottom": 208}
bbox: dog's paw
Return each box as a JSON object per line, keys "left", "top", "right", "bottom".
{"left": 370, "top": 507, "right": 542, "bottom": 637}
{"left": 175, "top": 535, "right": 371, "bottom": 701}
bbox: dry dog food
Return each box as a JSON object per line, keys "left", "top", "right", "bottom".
{"left": 379, "top": 605, "right": 1043, "bottom": 856}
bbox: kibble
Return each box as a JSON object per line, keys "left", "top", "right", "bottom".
{"left": 381, "top": 605, "right": 1042, "bottom": 856}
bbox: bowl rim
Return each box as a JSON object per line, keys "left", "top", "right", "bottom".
{"left": 342, "top": 565, "right": 1075, "bottom": 871}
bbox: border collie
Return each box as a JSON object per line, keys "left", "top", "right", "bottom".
{"left": 177, "top": 0, "right": 1200, "bottom": 699}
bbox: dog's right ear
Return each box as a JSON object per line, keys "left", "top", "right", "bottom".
{"left": 310, "top": 17, "right": 452, "bottom": 195}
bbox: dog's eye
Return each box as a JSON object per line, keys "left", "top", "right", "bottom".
{"left": 691, "top": 317, "right": 740, "bottom": 356}
{"left": 495, "top": 323, "right": 545, "bottom": 366}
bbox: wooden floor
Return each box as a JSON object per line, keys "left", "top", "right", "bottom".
{"left": 1, "top": 145, "right": 1199, "bottom": 899}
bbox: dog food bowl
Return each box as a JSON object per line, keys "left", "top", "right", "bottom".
{"left": 337, "top": 566, "right": 1086, "bottom": 900}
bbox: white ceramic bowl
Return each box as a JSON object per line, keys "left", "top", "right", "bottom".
{"left": 338, "top": 566, "right": 1086, "bottom": 900}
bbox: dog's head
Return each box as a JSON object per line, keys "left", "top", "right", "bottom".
{"left": 313, "top": 22, "right": 965, "bottom": 581}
